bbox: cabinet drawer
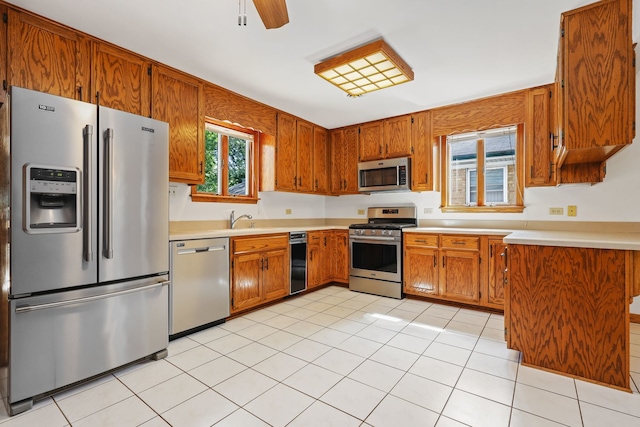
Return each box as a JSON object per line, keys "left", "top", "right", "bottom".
{"left": 307, "top": 231, "right": 324, "bottom": 246}
{"left": 232, "top": 234, "right": 288, "bottom": 254}
{"left": 405, "top": 234, "right": 438, "bottom": 248}
{"left": 440, "top": 235, "right": 479, "bottom": 250}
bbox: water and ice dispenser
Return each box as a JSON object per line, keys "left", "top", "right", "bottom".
{"left": 24, "top": 165, "right": 80, "bottom": 233}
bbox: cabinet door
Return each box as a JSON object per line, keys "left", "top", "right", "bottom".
{"left": 488, "top": 238, "right": 507, "bottom": 308}
{"left": 330, "top": 130, "right": 344, "bottom": 194}
{"left": 296, "top": 120, "right": 314, "bottom": 192}
{"left": 440, "top": 250, "right": 480, "bottom": 303}
{"left": 262, "top": 248, "right": 288, "bottom": 301}
{"left": 332, "top": 231, "right": 350, "bottom": 282}
{"left": 307, "top": 242, "right": 323, "bottom": 289}
{"left": 384, "top": 115, "right": 412, "bottom": 158}
{"left": 411, "top": 111, "right": 433, "bottom": 191}
{"left": 359, "top": 121, "right": 383, "bottom": 161}
{"left": 313, "top": 126, "right": 329, "bottom": 194}
{"left": 321, "top": 232, "right": 333, "bottom": 284}
{"left": 151, "top": 65, "right": 204, "bottom": 184}
{"left": 526, "top": 86, "right": 555, "bottom": 186}
{"left": 8, "top": 9, "right": 90, "bottom": 101}
{"left": 343, "top": 126, "right": 359, "bottom": 194}
{"left": 276, "top": 112, "right": 297, "bottom": 191}
{"left": 404, "top": 246, "right": 439, "bottom": 296}
{"left": 231, "top": 252, "right": 263, "bottom": 312}
{"left": 92, "top": 43, "right": 151, "bottom": 116}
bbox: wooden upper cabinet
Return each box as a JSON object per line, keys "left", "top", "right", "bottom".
{"left": 313, "top": 126, "right": 329, "bottom": 194}
{"left": 526, "top": 86, "right": 555, "bottom": 187}
{"left": 330, "top": 129, "right": 344, "bottom": 194}
{"left": 359, "top": 121, "right": 383, "bottom": 161}
{"left": 151, "top": 64, "right": 204, "bottom": 184}
{"left": 8, "top": 9, "right": 90, "bottom": 101}
{"left": 411, "top": 111, "right": 433, "bottom": 191}
{"left": 329, "top": 126, "right": 359, "bottom": 195}
{"left": 296, "top": 120, "right": 314, "bottom": 193}
{"left": 384, "top": 114, "right": 412, "bottom": 158}
{"left": 92, "top": 43, "right": 151, "bottom": 116}
{"left": 276, "top": 112, "right": 297, "bottom": 191}
{"left": 556, "top": 0, "right": 634, "bottom": 166}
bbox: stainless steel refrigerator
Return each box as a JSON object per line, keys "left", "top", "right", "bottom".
{"left": 5, "top": 86, "right": 170, "bottom": 416}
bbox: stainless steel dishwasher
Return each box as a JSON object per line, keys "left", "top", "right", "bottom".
{"left": 170, "top": 237, "right": 230, "bottom": 336}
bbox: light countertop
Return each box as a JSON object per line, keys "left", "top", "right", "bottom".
{"left": 407, "top": 227, "right": 512, "bottom": 236}
{"left": 503, "top": 230, "right": 640, "bottom": 250}
{"left": 170, "top": 226, "right": 349, "bottom": 241}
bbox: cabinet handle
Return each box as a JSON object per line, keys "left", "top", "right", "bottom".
{"left": 315, "top": 179, "right": 318, "bottom": 189}
{"left": 260, "top": 258, "right": 264, "bottom": 270}
{"left": 310, "top": 252, "right": 313, "bottom": 261}
{"left": 265, "top": 257, "right": 269, "bottom": 270}
{"left": 386, "top": 143, "right": 389, "bottom": 153}
{"left": 324, "top": 236, "right": 327, "bottom": 246}
{"left": 379, "top": 146, "right": 382, "bottom": 155}
{"left": 451, "top": 241, "right": 466, "bottom": 245}
{"left": 293, "top": 176, "right": 297, "bottom": 187}
{"left": 433, "top": 257, "right": 436, "bottom": 268}
{"left": 77, "top": 86, "right": 83, "bottom": 101}
{"left": 442, "top": 256, "right": 445, "bottom": 267}
{"left": 415, "top": 239, "right": 426, "bottom": 243}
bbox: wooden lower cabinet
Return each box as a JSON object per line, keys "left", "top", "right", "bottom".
{"left": 230, "top": 234, "right": 289, "bottom": 314}
{"left": 307, "top": 231, "right": 324, "bottom": 289}
{"left": 487, "top": 238, "right": 508, "bottom": 308}
{"left": 329, "top": 230, "right": 349, "bottom": 283}
{"left": 404, "top": 233, "right": 505, "bottom": 309}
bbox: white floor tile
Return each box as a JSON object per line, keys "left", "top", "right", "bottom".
{"left": 305, "top": 312, "right": 342, "bottom": 327}
{"left": 517, "top": 365, "right": 577, "bottom": 398}
{"left": 303, "top": 301, "right": 334, "bottom": 312}
{"left": 385, "top": 308, "right": 420, "bottom": 322}
{"left": 139, "top": 416, "right": 171, "bottom": 427}
{"left": 390, "top": 373, "right": 453, "bottom": 413}
{"left": 242, "top": 308, "right": 279, "bottom": 322}
{"left": 423, "top": 342, "right": 471, "bottom": 367}
{"left": 575, "top": 379, "right": 640, "bottom": 417}
{"left": 371, "top": 318, "right": 410, "bottom": 332}
{"left": 348, "top": 360, "right": 405, "bottom": 392}
{"left": 187, "top": 326, "right": 231, "bottom": 344}
{"left": 396, "top": 300, "right": 432, "bottom": 313}
{"left": 356, "top": 324, "right": 397, "bottom": 344}
{"left": 369, "top": 345, "right": 420, "bottom": 371}
{"left": 219, "top": 317, "right": 257, "bottom": 332}
{"left": 283, "top": 364, "right": 344, "bottom": 399}
{"left": 253, "top": 352, "right": 308, "bottom": 381}
{"left": 401, "top": 321, "right": 443, "bottom": 341}
{"left": 631, "top": 355, "right": 640, "bottom": 373}
{"left": 442, "top": 389, "right": 511, "bottom": 427}
{"left": 424, "top": 306, "right": 458, "bottom": 320}
{"left": 485, "top": 317, "right": 505, "bottom": 331}
{"left": 435, "top": 416, "right": 468, "bottom": 427}
{"left": 307, "top": 327, "right": 350, "bottom": 347}
{"left": 116, "top": 359, "right": 182, "bottom": 394}
{"left": 345, "top": 310, "right": 378, "bottom": 323}
{"left": 337, "top": 335, "right": 383, "bottom": 358}
{"left": 138, "top": 372, "right": 207, "bottom": 414}
{"left": 55, "top": 377, "right": 133, "bottom": 422}
{"left": 162, "top": 390, "right": 238, "bottom": 427}
{"left": 226, "top": 342, "right": 278, "bottom": 367}
{"left": 214, "top": 408, "right": 270, "bottom": 427}
{"left": 245, "top": 383, "right": 314, "bottom": 426}
{"left": 52, "top": 374, "right": 114, "bottom": 401}
{"left": 318, "top": 295, "right": 350, "bottom": 306}
{"left": 451, "top": 311, "right": 489, "bottom": 326}
{"left": 455, "top": 368, "right": 515, "bottom": 406}
{"left": 213, "top": 369, "right": 277, "bottom": 406}
{"left": 72, "top": 396, "right": 156, "bottom": 427}
{"left": 386, "top": 332, "right": 433, "bottom": 354}
{"left": 370, "top": 297, "right": 402, "bottom": 308}
{"left": 580, "top": 401, "right": 640, "bottom": 427}
{"left": 289, "top": 401, "right": 361, "bottom": 427}
{"left": 0, "top": 400, "right": 67, "bottom": 427}
{"left": 234, "top": 323, "right": 279, "bottom": 341}
{"left": 434, "top": 330, "right": 478, "bottom": 350}
{"left": 257, "top": 330, "right": 303, "bottom": 351}
{"left": 327, "top": 318, "right": 367, "bottom": 334}
{"left": 473, "top": 338, "right": 520, "bottom": 361}
{"left": 283, "top": 339, "right": 332, "bottom": 362}
{"left": 320, "top": 378, "right": 386, "bottom": 421}
{"left": 313, "top": 348, "right": 365, "bottom": 376}
{"left": 366, "top": 394, "right": 439, "bottom": 427}
{"left": 167, "top": 336, "right": 201, "bottom": 355}
{"left": 323, "top": 306, "right": 357, "bottom": 319}
{"left": 339, "top": 300, "right": 371, "bottom": 311}
{"left": 509, "top": 409, "right": 566, "bottom": 426}
{"left": 285, "top": 307, "right": 318, "bottom": 320}
{"left": 362, "top": 304, "right": 392, "bottom": 315}
{"left": 167, "top": 345, "right": 221, "bottom": 371}
{"left": 408, "top": 356, "right": 463, "bottom": 387}
{"left": 444, "top": 320, "right": 484, "bottom": 337}
{"left": 465, "top": 352, "right": 518, "bottom": 381}
{"left": 260, "top": 314, "right": 300, "bottom": 330}
{"left": 513, "top": 383, "right": 582, "bottom": 427}
{"left": 480, "top": 327, "right": 506, "bottom": 342}
{"left": 204, "top": 333, "right": 253, "bottom": 354}
{"left": 283, "top": 320, "right": 325, "bottom": 338}
{"left": 188, "top": 356, "right": 247, "bottom": 387}
{"left": 263, "top": 302, "right": 297, "bottom": 314}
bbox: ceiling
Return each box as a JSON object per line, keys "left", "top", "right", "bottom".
{"left": 6, "top": 0, "right": 616, "bottom": 129}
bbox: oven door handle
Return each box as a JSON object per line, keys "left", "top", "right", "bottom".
{"left": 350, "top": 235, "right": 399, "bottom": 242}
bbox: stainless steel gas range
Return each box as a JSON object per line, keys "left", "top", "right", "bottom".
{"left": 348, "top": 206, "right": 417, "bottom": 299}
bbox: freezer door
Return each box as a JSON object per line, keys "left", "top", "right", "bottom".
{"left": 98, "top": 107, "right": 169, "bottom": 282}
{"left": 10, "top": 87, "right": 98, "bottom": 295}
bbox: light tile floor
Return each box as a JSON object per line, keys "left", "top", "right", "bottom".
{"left": 2, "top": 285, "right": 640, "bottom": 426}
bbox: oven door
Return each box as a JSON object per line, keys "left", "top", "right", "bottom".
{"left": 349, "top": 234, "right": 401, "bottom": 282}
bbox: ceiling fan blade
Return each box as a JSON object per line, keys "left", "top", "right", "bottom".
{"left": 252, "top": 0, "right": 289, "bottom": 29}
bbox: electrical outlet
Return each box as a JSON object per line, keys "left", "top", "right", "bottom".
{"left": 567, "top": 205, "right": 577, "bottom": 217}
{"left": 169, "top": 185, "right": 177, "bottom": 197}
{"left": 424, "top": 208, "right": 433, "bottom": 214}
{"left": 357, "top": 209, "right": 365, "bottom": 215}
{"left": 549, "top": 207, "right": 563, "bottom": 215}
{"left": 285, "top": 208, "right": 292, "bottom": 215}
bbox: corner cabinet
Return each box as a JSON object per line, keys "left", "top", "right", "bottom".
{"left": 230, "top": 234, "right": 289, "bottom": 314}
{"left": 7, "top": 9, "right": 90, "bottom": 101}
{"left": 555, "top": 0, "right": 634, "bottom": 173}
{"left": 151, "top": 65, "right": 204, "bottom": 184}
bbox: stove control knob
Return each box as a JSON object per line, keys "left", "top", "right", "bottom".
{"left": 382, "top": 230, "right": 388, "bottom": 235}
{"left": 371, "top": 229, "right": 376, "bottom": 235}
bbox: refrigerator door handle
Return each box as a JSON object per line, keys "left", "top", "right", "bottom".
{"left": 14, "top": 280, "right": 169, "bottom": 313}
{"left": 83, "top": 124, "right": 93, "bottom": 262}
{"left": 103, "top": 128, "right": 114, "bottom": 259}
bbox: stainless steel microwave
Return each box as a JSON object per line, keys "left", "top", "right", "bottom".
{"left": 358, "top": 157, "right": 410, "bottom": 193}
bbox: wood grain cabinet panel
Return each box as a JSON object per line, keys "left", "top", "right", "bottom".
{"left": 0, "top": 5, "right": 7, "bottom": 104}
{"left": 8, "top": 9, "right": 90, "bottom": 101}
{"left": 359, "top": 121, "right": 383, "bottom": 161}
{"left": 506, "top": 243, "right": 632, "bottom": 390}
{"left": 307, "top": 231, "right": 324, "bottom": 289}
{"left": 296, "top": 120, "right": 314, "bottom": 192}
{"left": 92, "top": 42, "right": 151, "bottom": 116}
{"left": 328, "top": 230, "right": 349, "bottom": 283}
{"left": 262, "top": 249, "right": 288, "bottom": 302}
{"left": 411, "top": 111, "right": 433, "bottom": 191}
{"left": 440, "top": 250, "right": 480, "bottom": 303}
{"left": 384, "top": 115, "right": 412, "bottom": 159}
{"left": 329, "top": 126, "right": 359, "bottom": 195}
{"left": 526, "top": 86, "right": 555, "bottom": 187}
{"left": 276, "top": 112, "right": 297, "bottom": 191}
{"left": 487, "top": 238, "right": 507, "bottom": 308}
{"left": 230, "top": 252, "right": 263, "bottom": 312}
{"left": 151, "top": 65, "right": 204, "bottom": 184}
{"left": 404, "top": 246, "right": 439, "bottom": 296}
{"left": 312, "top": 126, "right": 329, "bottom": 194}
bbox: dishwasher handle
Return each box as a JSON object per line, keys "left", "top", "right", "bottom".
{"left": 177, "top": 245, "right": 226, "bottom": 255}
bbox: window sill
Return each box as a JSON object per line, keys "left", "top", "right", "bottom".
{"left": 191, "top": 193, "right": 259, "bottom": 204}
{"left": 441, "top": 206, "right": 525, "bottom": 213}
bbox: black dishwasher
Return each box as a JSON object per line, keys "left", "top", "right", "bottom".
{"left": 289, "top": 232, "right": 307, "bottom": 294}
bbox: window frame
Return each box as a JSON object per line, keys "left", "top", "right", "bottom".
{"left": 190, "top": 118, "right": 260, "bottom": 204}
{"left": 467, "top": 166, "right": 508, "bottom": 206}
{"left": 440, "top": 124, "right": 524, "bottom": 213}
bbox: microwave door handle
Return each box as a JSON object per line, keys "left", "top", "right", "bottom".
{"left": 103, "top": 128, "right": 114, "bottom": 259}
{"left": 83, "top": 125, "right": 93, "bottom": 262}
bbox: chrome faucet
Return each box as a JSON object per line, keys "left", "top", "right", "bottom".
{"left": 230, "top": 210, "right": 253, "bottom": 229}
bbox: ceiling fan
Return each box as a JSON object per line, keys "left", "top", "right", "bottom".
{"left": 252, "top": 0, "right": 289, "bottom": 29}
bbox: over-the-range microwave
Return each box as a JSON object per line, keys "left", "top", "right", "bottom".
{"left": 358, "top": 157, "right": 410, "bottom": 193}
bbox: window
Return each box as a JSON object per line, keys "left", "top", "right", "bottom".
{"left": 191, "top": 120, "right": 259, "bottom": 203}
{"left": 442, "top": 125, "right": 523, "bottom": 212}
